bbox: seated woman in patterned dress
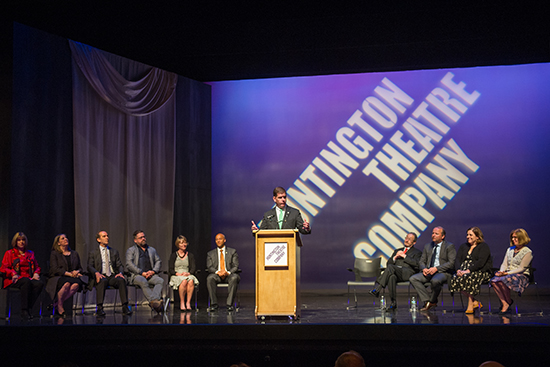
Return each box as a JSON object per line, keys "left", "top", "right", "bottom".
{"left": 168, "top": 235, "right": 199, "bottom": 311}
{"left": 490, "top": 228, "right": 533, "bottom": 315}
{"left": 449, "top": 227, "right": 493, "bottom": 314}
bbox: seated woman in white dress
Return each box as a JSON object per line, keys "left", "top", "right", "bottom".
{"left": 168, "top": 235, "right": 199, "bottom": 311}
{"left": 490, "top": 228, "right": 533, "bottom": 315}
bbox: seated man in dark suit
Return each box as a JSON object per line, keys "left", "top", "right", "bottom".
{"left": 206, "top": 233, "right": 240, "bottom": 312}
{"left": 87, "top": 230, "right": 132, "bottom": 316}
{"left": 369, "top": 232, "right": 422, "bottom": 309}
{"left": 409, "top": 226, "right": 456, "bottom": 311}
{"left": 250, "top": 186, "right": 311, "bottom": 234}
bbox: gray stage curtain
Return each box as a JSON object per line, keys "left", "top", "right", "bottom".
{"left": 70, "top": 41, "right": 177, "bottom": 302}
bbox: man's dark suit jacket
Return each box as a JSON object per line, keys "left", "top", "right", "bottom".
{"left": 206, "top": 247, "right": 239, "bottom": 275}
{"left": 386, "top": 246, "right": 422, "bottom": 273}
{"left": 259, "top": 205, "right": 311, "bottom": 234}
{"left": 418, "top": 240, "right": 456, "bottom": 275}
{"left": 87, "top": 245, "right": 125, "bottom": 290}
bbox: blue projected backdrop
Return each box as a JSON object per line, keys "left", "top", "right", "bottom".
{"left": 210, "top": 64, "right": 550, "bottom": 288}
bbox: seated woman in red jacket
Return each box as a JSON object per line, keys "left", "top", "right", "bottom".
{"left": 46, "top": 234, "right": 85, "bottom": 318}
{"left": 0, "top": 232, "right": 44, "bottom": 319}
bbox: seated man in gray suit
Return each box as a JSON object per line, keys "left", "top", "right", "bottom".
{"left": 87, "top": 230, "right": 132, "bottom": 316}
{"left": 409, "top": 226, "right": 456, "bottom": 311}
{"left": 206, "top": 233, "right": 240, "bottom": 312}
{"left": 126, "top": 230, "right": 164, "bottom": 313}
{"left": 250, "top": 186, "right": 311, "bottom": 234}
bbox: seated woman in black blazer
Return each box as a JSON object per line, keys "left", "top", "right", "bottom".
{"left": 46, "top": 234, "right": 84, "bottom": 318}
{"left": 449, "top": 227, "right": 493, "bottom": 314}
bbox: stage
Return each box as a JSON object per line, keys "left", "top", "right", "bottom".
{"left": 1, "top": 289, "right": 549, "bottom": 367}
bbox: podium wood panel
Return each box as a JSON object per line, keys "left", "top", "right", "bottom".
{"left": 255, "top": 230, "right": 301, "bottom": 318}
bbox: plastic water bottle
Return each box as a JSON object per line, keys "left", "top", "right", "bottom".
{"left": 380, "top": 296, "right": 386, "bottom": 310}
{"left": 410, "top": 296, "right": 418, "bottom": 312}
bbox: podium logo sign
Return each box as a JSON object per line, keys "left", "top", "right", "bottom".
{"left": 265, "top": 242, "right": 288, "bottom": 267}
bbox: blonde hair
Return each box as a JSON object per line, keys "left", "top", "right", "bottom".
{"left": 175, "top": 235, "right": 188, "bottom": 247}
{"left": 52, "top": 234, "right": 71, "bottom": 253}
{"left": 11, "top": 232, "right": 28, "bottom": 249}
{"left": 510, "top": 228, "right": 531, "bottom": 247}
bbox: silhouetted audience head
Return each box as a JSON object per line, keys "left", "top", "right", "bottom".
{"left": 229, "top": 363, "right": 250, "bottom": 367}
{"left": 335, "top": 350, "right": 366, "bottom": 367}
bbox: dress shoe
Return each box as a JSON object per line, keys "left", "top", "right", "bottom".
{"left": 150, "top": 299, "right": 164, "bottom": 313}
{"left": 207, "top": 304, "right": 219, "bottom": 312}
{"left": 420, "top": 302, "right": 437, "bottom": 312}
{"left": 387, "top": 302, "right": 397, "bottom": 310}
{"left": 23, "top": 310, "right": 34, "bottom": 320}
{"left": 122, "top": 305, "right": 132, "bottom": 316}
{"left": 96, "top": 306, "right": 106, "bottom": 317}
{"left": 369, "top": 288, "right": 380, "bottom": 298}
{"left": 227, "top": 305, "right": 235, "bottom": 312}
{"left": 149, "top": 300, "right": 160, "bottom": 311}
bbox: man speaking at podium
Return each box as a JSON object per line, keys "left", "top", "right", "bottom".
{"left": 251, "top": 186, "right": 311, "bottom": 234}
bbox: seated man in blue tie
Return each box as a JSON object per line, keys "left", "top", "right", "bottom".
{"left": 409, "top": 226, "right": 456, "bottom": 312}
{"left": 206, "top": 233, "right": 240, "bottom": 312}
{"left": 369, "top": 232, "right": 422, "bottom": 309}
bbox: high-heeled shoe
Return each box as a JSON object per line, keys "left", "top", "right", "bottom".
{"left": 54, "top": 310, "right": 66, "bottom": 318}
{"left": 465, "top": 308, "right": 474, "bottom": 314}
{"left": 499, "top": 299, "right": 514, "bottom": 314}
{"left": 472, "top": 301, "right": 483, "bottom": 310}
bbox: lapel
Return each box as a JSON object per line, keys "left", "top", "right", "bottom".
{"left": 222, "top": 247, "right": 228, "bottom": 268}
{"left": 283, "top": 208, "right": 291, "bottom": 227}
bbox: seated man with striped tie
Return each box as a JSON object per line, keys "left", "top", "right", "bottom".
{"left": 87, "top": 230, "right": 132, "bottom": 316}
{"left": 369, "top": 232, "right": 422, "bottom": 309}
{"left": 206, "top": 233, "right": 240, "bottom": 312}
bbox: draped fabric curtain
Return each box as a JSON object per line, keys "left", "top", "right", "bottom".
{"left": 70, "top": 41, "right": 177, "bottom": 299}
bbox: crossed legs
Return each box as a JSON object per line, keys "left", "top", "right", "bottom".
{"left": 55, "top": 282, "right": 80, "bottom": 314}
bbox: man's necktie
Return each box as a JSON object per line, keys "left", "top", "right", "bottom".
{"left": 403, "top": 247, "right": 408, "bottom": 254}
{"left": 220, "top": 249, "right": 226, "bottom": 273}
{"left": 102, "top": 248, "right": 111, "bottom": 276}
{"left": 278, "top": 209, "right": 283, "bottom": 229}
{"left": 429, "top": 244, "right": 438, "bottom": 268}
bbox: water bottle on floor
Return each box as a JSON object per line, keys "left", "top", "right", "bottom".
{"left": 410, "top": 296, "right": 418, "bottom": 312}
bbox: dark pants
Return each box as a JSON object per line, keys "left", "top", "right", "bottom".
{"left": 207, "top": 273, "right": 240, "bottom": 306}
{"left": 8, "top": 277, "right": 43, "bottom": 311}
{"left": 376, "top": 264, "right": 414, "bottom": 301}
{"left": 95, "top": 275, "right": 128, "bottom": 305}
{"left": 409, "top": 272, "right": 449, "bottom": 303}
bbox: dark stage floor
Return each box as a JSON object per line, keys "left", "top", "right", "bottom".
{"left": 2, "top": 289, "right": 550, "bottom": 367}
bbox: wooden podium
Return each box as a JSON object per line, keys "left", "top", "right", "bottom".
{"left": 254, "top": 229, "right": 302, "bottom": 319}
